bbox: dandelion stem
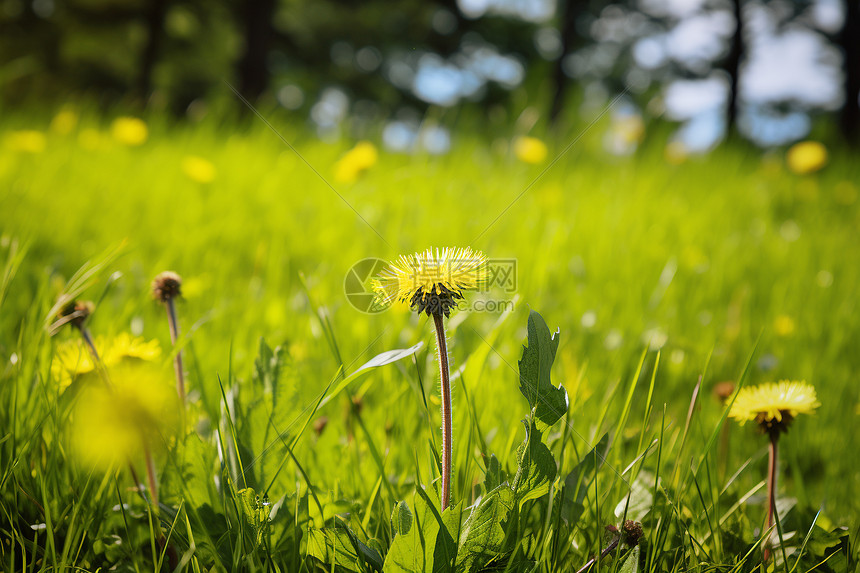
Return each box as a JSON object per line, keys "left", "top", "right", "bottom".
{"left": 144, "top": 442, "right": 159, "bottom": 510}
{"left": 165, "top": 298, "right": 185, "bottom": 402}
{"left": 764, "top": 431, "right": 779, "bottom": 563}
{"left": 432, "top": 311, "right": 452, "bottom": 510}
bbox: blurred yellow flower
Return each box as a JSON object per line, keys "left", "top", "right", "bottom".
{"left": 182, "top": 155, "right": 217, "bottom": 183}
{"left": 334, "top": 141, "right": 378, "bottom": 183}
{"left": 70, "top": 362, "right": 179, "bottom": 469}
{"left": 786, "top": 141, "right": 827, "bottom": 175}
{"left": 5, "top": 130, "right": 46, "bottom": 153}
{"left": 513, "top": 136, "right": 547, "bottom": 164}
{"left": 773, "top": 315, "right": 796, "bottom": 337}
{"left": 614, "top": 115, "right": 645, "bottom": 145}
{"left": 111, "top": 117, "right": 148, "bottom": 146}
{"left": 52, "top": 334, "right": 162, "bottom": 391}
{"left": 730, "top": 380, "right": 819, "bottom": 432}
{"left": 50, "top": 109, "right": 79, "bottom": 135}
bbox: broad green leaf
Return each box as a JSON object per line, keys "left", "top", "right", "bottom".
{"left": 307, "top": 524, "right": 383, "bottom": 572}
{"left": 561, "top": 432, "right": 609, "bottom": 526}
{"left": 618, "top": 545, "right": 640, "bottom": 573}
{"left": 383, "top": 488, "right": 461, "bottom": 573}
{"left": 391, "top": 500, "right": 413, "bottom": 535}
{"left": 517, "top": 310, "right": 568, "bottom": 430}
{"left": 482, "top": 454, "right": 503, "bottom": 493}
{"left": 512, "top": 420, "right": 557, "bottom": 507}
{"left": 614, "top": 470, "right": 656, "bottom": 522}
{"left": 455, "top": 485, "right": 515, "bottom": 572}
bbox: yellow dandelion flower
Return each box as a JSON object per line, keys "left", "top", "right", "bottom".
{"left": 513, "top": 136, "right": 548, "bottom": 164}
{"left": 786, "top": 141, "right": 827, "bottom": 175}
{"left": 5, "top": 130, "right": 46, "bottom": 153}
{"left": 108, "top": 332, "right": 162, "bottom": 362}
{"left": 70, "top": 362, "right": 179, "bottom": 470}
{"left": 773, "top": 315, "right": 795, "bottom": 337}
{"left": 373, "top": 247, "right": 487, "bottom": 316}
{"left": 334, "top": 141, "right": 378, "bottom": 183}
{"left": 111, "top": 117, "right": 148, "bottom": 146}
{"left": 729, "top": 380, "right": 819, "bottom": 433}
{"left": 50, "top": 109, "right": 78, "bottom": 135}
{"left": 182, "top": 155, "right": 216, "bottom": 183}
{"left": 52, "top": 334, "right": 161, "bottom": 391}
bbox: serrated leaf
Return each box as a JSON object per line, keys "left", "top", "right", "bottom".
{"left": 391, "top": 500, "right": 412, "bottom": 535}
{"left": 383, "top": 488, "right": 461, "bottom": 573}
{"left": 511, "top": 420, "right": 557, "bottom": 507}
{"left": 561, "top": 432, "right": 609, "bottom": 526}
{"left": 455, "top": 485, "right": 515, "bottom": 573}
{"left": 517, "top": 310, "right": 568, "bottom": 430}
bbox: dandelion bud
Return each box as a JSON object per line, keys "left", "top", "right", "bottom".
{"left": 152, "top": 271, "right": 182, "bottom": 303}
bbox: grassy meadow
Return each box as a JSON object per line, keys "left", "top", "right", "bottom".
{"left": 1, "top": 106, "right": 858, "bottom": 572}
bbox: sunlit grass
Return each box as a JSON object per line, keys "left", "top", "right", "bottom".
{"left": 1, "top": 107, "right": 858, "bottom": 571}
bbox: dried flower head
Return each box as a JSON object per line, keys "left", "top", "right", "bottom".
{"left": 56, "top": 300, "right": 95, "bottom": 330}
{"left": 152, "top": 271, "right": 182, "bottom": 303}
{"left": 729, "top": 380, "right": 820, "bottom": 434}
{"left": 621, "top": 520, "right": 644, "bottom": 547}
{"left": 373, "top": 247, "right": 487, "bottom": 317}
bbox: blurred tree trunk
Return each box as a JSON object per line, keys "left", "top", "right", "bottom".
{"left": 550, "top": 0, "right": 582, "bottom": 123}
{"left": 136, "top": 0, "right": 167, "bottom": 99}
{"left": 724, "top": 0, "right": 744, "bottom": 135}
{"left": 238, "top": 0, "right": 276, "bottom": 100}
{"left": 839, "top": 0, "right": 860, "bottom": 143}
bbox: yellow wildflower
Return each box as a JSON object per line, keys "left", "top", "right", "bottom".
{"left": 730, "top": 380, "right": 819, "bottom": 433}
{"left": 334, "top": 141, "right": 378, "bottom": 183}
{"left": 773, "top": 315, "right": 795, "bottom": 337}
{"left": 786, "top": 141, "right": 827, "bottom": 175}
{"left": 182, "top": 156, "right": 217, "bottom": 183}
{"left": 373, "top": 247, "right": 487, "bottom": 316}
{"left": 111, "top": 117, "right": 148, "bottom": 146}
{"left": 5, "top": 130, "right": 46, "bottom": 153}
{"left": 70, "top": 362, "right": 179, "bottom": 469}
{"left": 52, "top": 334, "right": 161, "bottom": 391}
{"left": 513, "top": 136, "right": 548, "bottom": 164}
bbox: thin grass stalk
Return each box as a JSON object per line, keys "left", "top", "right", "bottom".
{"left": 165, "top": 298, "right": 185, "bottom": 402}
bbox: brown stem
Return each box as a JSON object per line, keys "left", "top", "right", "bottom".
{"left": 165, "top": 299, "right": 185, "bottom": 402}
{"left": 764, "top": 432, "right": 779, "bottom": 563}
{"left": 432, "top": 312, "right": 452, "bottom": 510}
{"left": 575, "top": 536, "right": 621, "bottom": 573}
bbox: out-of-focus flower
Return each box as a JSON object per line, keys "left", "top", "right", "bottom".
{"left": 4, "top": 130, "right": 46, "bottom": 153}
{"left": 70, "top": 362, "right": 179, "bottom": 469}
{"left": 334, "top": 141, "right": 378, "bottom": 183}
{"left": 773, "top": 315, "right": 796, "bottom": 337}
{"left": 729, "top": 380, "right": 819, "bottom": 433}
{"left": 786, "top": 141, "right": 827, "bottom": 175}
{"left": 52, "top": 334, "right": 162, "bottom": 391}
{"left": 513, "top": 136, "right": 547, "bottom": 164}
{"left": 664, "top": 141, "right": 688, "bottom": 165}
{"left": 605, "top": 114, "right": 645, "bottom": 155}
{"left": 111, "top": 117, "right": 148, "bottom": 146}
{"left": 51, "top": 109, "right": 79, "bottom": 135}
{"left": 182, "top": 156, "right": 216, "bottom": 183}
